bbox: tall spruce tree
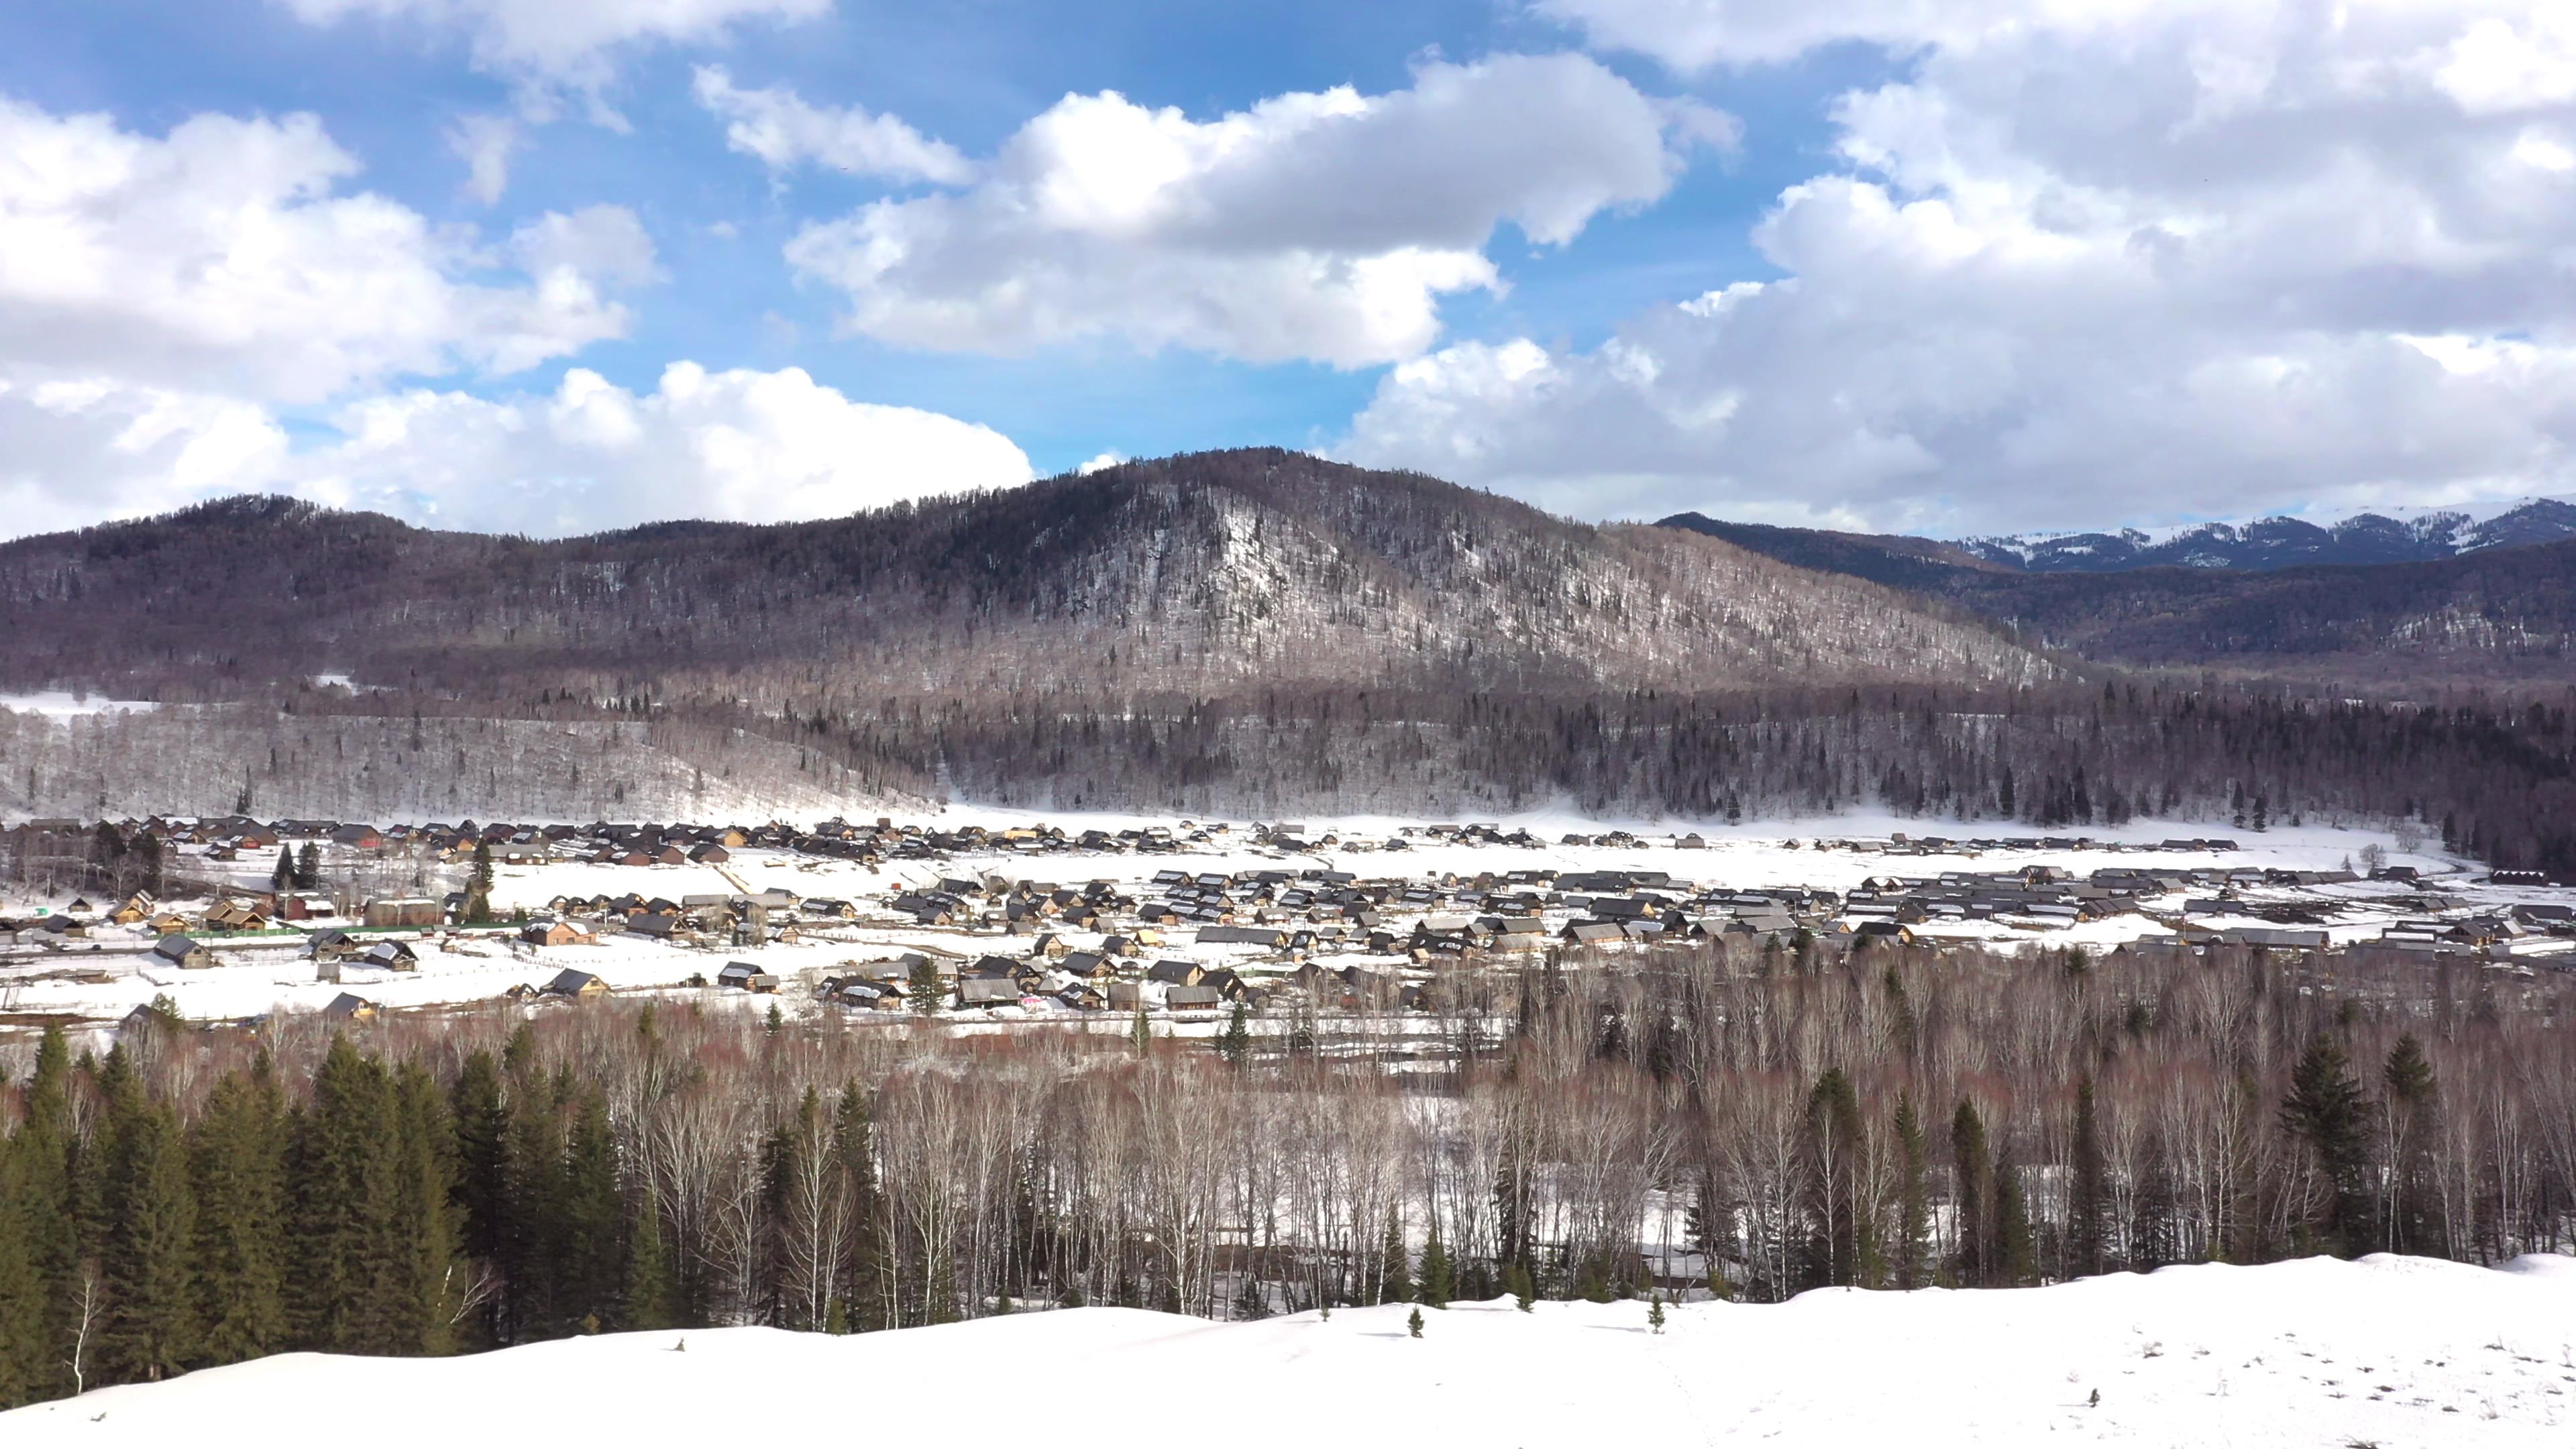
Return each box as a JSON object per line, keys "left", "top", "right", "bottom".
{"left": 1994, "top": 1145, "right": 2038, "bottom": 1287}
{"left": 2380, "top": 1035, "right": 2442, "bottom": 1256}
{"left": 188, "top": 1065, "right": 289, "bottom": 1366}
{"left": 559, "top": 1089, "right": 624, "bottom": 1333}
{"left": 1892, "top": 1093, "right": 1931, "bottom": 1291}
{"left": 391, "top": 1062, "right": 466, "bottom": 1354}
{"left": 1805, "top": 1068, "right": 1876, "bottom": 1289}
{"left": 832, "top": 1083, "right": 885, "bottom": 1332}
{"left": 2070, "top": 1074, "right": 2108, "bottom": 1278}
{"left": 1417, "top": 1216, "right": 1452, "bottom": 1309}
{"left": 497, "top": 1065, "right": 567, "bottom": 1341}
{"left": 1950, "top": 1098, "right": 1993, "bottom": 1287}
{"left": 0, "top": 1134, "right": 49, "bottom": 1407}
{"left": 270, "top": 845, "right": 295, "bottom": 894}
{"left": 623, "top": 1188, "right": 680, "bottom": 1332}
{"left": 2280, "top": 1034, "right": 2375, "bottom": 1257}
{"left": 99, "top": 1098, "right": 195, "bottom": 1382}
{"left": 14, "top": 1026, "right": 79, "bottom": 1401}
{"left": 293, "top": 841, "right": 321, "bottom": 892}
{"left": 1377, "top": 1208, "right": 1412, "bottom": 1305}
{"left": 290, "top": 1038, "right": 409, "bottom": 1354}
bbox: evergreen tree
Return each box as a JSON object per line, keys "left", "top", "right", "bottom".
{"left": 1648, "top": 1294, "right": 1666, "bottom": 1334}
{"left": 270, "top": 845, "right": 295, "bottom": 895}
{"left": 1892, "top": 1093, "right": 1931, "bottom": 1291}
{"left": 189, "top": 1065, "right": 288, "bottom": 1366}
{"left": 1406, "top": 1306, "right": 1423, "bottom": 1338}
{"left": 906, "top": 955, "right": 945, "bottom": 1014}
{"left": 448, "top": 1052, "right": 508, "bottom": 1275}
{"left": 1994, "top": 1147, "right": 2037, "bottom": 1288}
{"left": 99, "top": 1095, "right": 196, "bottom": 1383}
{"left": 2070, "top": 1074, "right": 2108, "bottom": 1277}
{"left": 1505, "top": 1260, "right": 1535, "bottom": 1312}
{"left": 463, "top": 841, "right": 495, "bottom": 924}
{"left": 12, "top": 1027, "right": 79, "bottom": 1401}
{"left": 0, "top": 1135, "right": 50, "bottom": 1408}
{"left": 2381, "top": 1034, "right": 2443, "bottom": 1256}
{"left": 832, "top": 1084, "right": 885, "bottom": 1332}
{"left": 559, "top": 1089, "right": 625, "bottom": 1333}
{"left": 623, "top": 1187, "right": 680, "bottom": 1332}
{"left": 497, "top": 1065, "right": 566, "bottom": 1342}
{"left": 289, "top": 1037, "right": 404, "bottom": 1353}
{"left": 1950, "top": 1098, "right": 1993, "bottom": 1287}
{"left": 390, "top": 1062, "right": 466, "bottom": 1354}
{"left": 1417, "top": 1216, "right": 1452, "bottom": 1309}
{"left": 1377, "top": 1208, "right": 1412, "bottom": 1305}
{"left": 293, "top": 841, "right": 321, "bottom": 892}
{"left": 1128, "top": 1002, "right": 1152, "bottom": 1055}
{"left": 2279, "top": 1033, "right": 2375, "bottom": 1256}
{"left": 1217, "top": 1003, "right": 1252, "bottom": 1066}
{"left": 1805, "top": 1067, "right": 1878, "bottom": 1289}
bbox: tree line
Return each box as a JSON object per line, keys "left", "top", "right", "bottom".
{"left": 4, "top": 934, "right": 2573, "bottom": 1409}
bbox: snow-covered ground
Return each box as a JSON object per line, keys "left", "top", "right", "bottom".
{"left": 0, "top": 690, "right": 160, "bottom": 719}
{"left": 7, "top": 1256, "right": 2573, "bottom": 1447}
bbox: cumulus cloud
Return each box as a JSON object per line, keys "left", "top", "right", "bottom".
{"left": 447, "top": 112, "right": 521, "bottom": 203}
{"left": 0, "top": 95, "right": 647, "bottom": 404}
{"left": 692, "top": 66, "right": 973, "bottom": 184}
{"left": 279, "top": 0, "right": 830, "bottom": 97}
{"left": 1344, "top": 3, "right": 2576, "bottom": 533}
{"left": 782, "top": 53, "right": 1729, "bottom": 367}
{"left": 0, "top": 364, "right": 1032, "bottom": 541}
{"left": 290, "top": 363, "right": 1033, "bottom": 534}
{"left": 0, "top": 93, "right": 1028, "bottom": 541}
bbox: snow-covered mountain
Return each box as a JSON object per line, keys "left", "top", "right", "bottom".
{"left": 1958, "top": 497, "right": 2576, "bottom": 573}
{"left": 7, "top": 1256, "right": 2571, "bottom": 1448}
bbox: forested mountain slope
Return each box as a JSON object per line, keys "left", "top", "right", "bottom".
{"left": 0, "top": 451, "right": 2044, "bottom": 704}
{"left": 1662, "top": 514, "right": 2576, "bottom": 690}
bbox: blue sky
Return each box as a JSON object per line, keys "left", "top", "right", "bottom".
{"left": 1, "top": 2, "right": 2571, "bottom": 540}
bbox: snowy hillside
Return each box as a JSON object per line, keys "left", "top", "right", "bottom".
{"left": 8, "top": 1256, "right": 2571, "bottom": 1447}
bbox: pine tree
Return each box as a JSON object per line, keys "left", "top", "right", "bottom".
{"left": 559, "top": 1090, "right": 625, "bottom": 1333}
{"left": 1994, "top": 1146, "right": 2037, "bottom": 1288}
{"left": 1950, "top": 1098, "right": 1993, "bottom": 1287}
{"left": 2280, "top": 1033, "right": 2375, "bottom": 1256}
{"left": 1506, "top": 1260, "right": 1535, "bottom": 1312}
{"left": 623, "top": 1187, "right": 679, "bottom": 1332}
{"left": 99, "top": 1095, "right": 196, "bottom": 1383}
{"left": 293, "top": 841, "right": 321, "bottom": 892}
{"left": 1805, "top": 1067, "right": 1878, "bottom": 1289}
{"left": 907, "top": 954, "right": 945, "bottom": 1014}
{"left": 270, "top": 845, "right": 295, "bottom": 895}
{"left": 1128, "top": 1002, "right": 1152, "bottom": 1055}
{"left": 447, "top": 1052, "right": 508, "bottom": 1291}
{"left": 833, "top": 1084, "right": 885, "bottom": 1332}
{"left": 497, "top": 1065, "right": 566, "bottom": 1342}
{"left": 1648, "top": 1294, "right": 1666, "bottom": 1334}
{"left": 463, "top": 841, "right": 495, "bottom": 924}
{"left": 2381, "top": 1034, "right": 2443, "bottom": 1256}
{"left": 1377, "top": 1208, "right": 1412, "bottom": 1305}
{"left": 1417, "top": 1216, "right": 1452, "bottom": 1309}
{"left": 12, "top": 1027, "right": 79, "bottom": 1401}
{"left": 1217, "top": 1003, "right": 1252, "bottom": 1066}
{"left": 290, "top": 1037, "right": 402, "bottom": 1353}
{"left": 2070, "top": 1074, "right": 2108, "bottom": 1277}
{"left": 1892, "top": 1093, "right": 1930, "bottom": 1290}
{"left": 0, "top": 1136, "right": 49, "bottom": 1408}
{"left": 189, "top": 1065, "right": 288, "bottom": 1366}
{"left": 1406, "top": 1306, "right": 1424, "bottom": 1338}
{"left": 390, "top": 1062, "right": 466, "bottom": 1354}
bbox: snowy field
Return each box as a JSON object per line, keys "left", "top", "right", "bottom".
{"left": 7, "top": 1255, "right": 2573, "bottom": 1447}
{"left": 5, "top": 810, "right": 2565, "bottom": 1037}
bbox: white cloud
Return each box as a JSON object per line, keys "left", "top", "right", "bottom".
{"left": 782, "top": 53, "right": 1729, "bottom": 366}
{"left": 447, "top": 112, "right": 521, "bottom": 204}
{"left": 692, "top": 65, "right": 973, "bottom": 184}
{"left": 289, "top": 364, "right": 1033, "bottom": 534}
{"left": 0, "top": 95, "right": 649, "bottom": 405}
{"left": 1344, "top": 3, "right": 2576, "bottom": 532}
{"left": 278, "top": 0, "right": 830, "bottom": 95}
{"left": 0, "top": 363, "right": 1033, "bottom": 541}
{"left": 1076, "top": 450, "right": 1125, "bottom": 474}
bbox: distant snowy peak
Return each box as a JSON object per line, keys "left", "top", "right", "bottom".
{"left": 1958, "top": 497, "right": 2576, "bottom": 573}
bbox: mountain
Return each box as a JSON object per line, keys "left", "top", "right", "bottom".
{"left": 1660, "top": 514, "right": 2576, "bottom": 690}
{"left": 1958, "top": 498, "right": 2576, "bottom": 573}
{"left": 0, "top": 450, "right": 2054, "bottom": 820}
{"left": 0, "top": 451, "right": 2044, "bottom": 702}
{"left": 9, "top": 1261, "right": 2573, "bottom": 1448}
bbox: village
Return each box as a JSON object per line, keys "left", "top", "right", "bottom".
{"left": 1, "top": 810, "right": 2571, "bottom": 1042}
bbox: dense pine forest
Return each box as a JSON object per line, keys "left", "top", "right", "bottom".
{"left": 4, "top": 936, "right": 2572, "bottom": 1409}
